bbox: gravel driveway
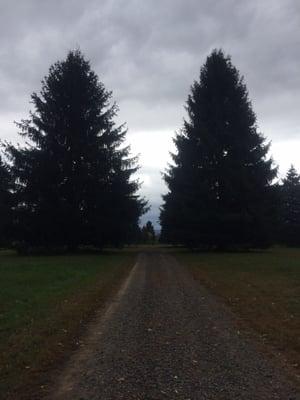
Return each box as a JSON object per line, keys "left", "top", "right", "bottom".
{"left": 50, "top": 252, "right": 299, "bottom": 399}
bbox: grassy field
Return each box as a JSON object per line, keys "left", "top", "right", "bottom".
{"left": 176, "top": 248, "right": 300, "bottom": 377}
{"left": 1, "top": 246, "right": 299, "bottom": 396}
{"left": 0, "top": 250, "right": 135, "bottom": 399}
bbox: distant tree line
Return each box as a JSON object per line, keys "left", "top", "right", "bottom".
{"left": 0, "top": 50, "right": 147, "bottom": 252}
{"left": 0, "top": 49, "right": 300, "bottom": 252}
{"left": 160, "top": 50, "right": 300, "bottom": 249}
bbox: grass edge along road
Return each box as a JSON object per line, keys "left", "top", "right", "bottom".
{"left": 0, "top": 250, "right": 135, "bottom": 400}
{"left": 175, "top": 247, "right": 300, "bottom": 383}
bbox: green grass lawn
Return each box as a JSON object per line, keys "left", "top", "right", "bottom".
{"left": 176, "top": 248, "right": 300, "bottom": 375}
{"left": 0, "top": 250, "right": 135, "bottom": 399}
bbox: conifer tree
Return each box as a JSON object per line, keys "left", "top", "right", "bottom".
{"left": 0, "top": 154, "right": 12, "bottom": 246}
{"left": 160, "top": 50, "right": 277, "bottom": 249}
{"left": 280, "top": 165, "right": 300, "bottom": 246}
{"left": 6, "top": 50, "right": 146, "bottom": 250}
{"left": 140, "top": 220, "right": 156, "bottom": 243}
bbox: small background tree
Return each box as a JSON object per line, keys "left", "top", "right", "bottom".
{"left": 280, "top": 165, "right": 300, "bottom": 246}
{"left": 140, "top": 221, "right": 156, "bottom": 244}
{"left": 0, "top": 154, "right": 12, "bottom": 246}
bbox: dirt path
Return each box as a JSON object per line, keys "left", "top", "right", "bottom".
{"left": 50, "top": 252, "right": 298, "bottom": 399}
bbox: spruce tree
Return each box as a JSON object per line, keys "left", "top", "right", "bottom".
{"left": 0, "top": 154, "right": 12, "bottom": 246}
{"left": 6, "top": 50, "right": 146, "bottom": 250}
{"left": 280, "top": 165, "right": 300, "bottom": 246}
{"left": 160, "top": 49, "right": 277, "bottom": 249}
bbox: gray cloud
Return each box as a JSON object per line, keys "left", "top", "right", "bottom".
{"left": 1, "top": 0, "right": 299, "bottom": 131}
{"left": 0, "top": 0, "right": 299, "bottom": 225}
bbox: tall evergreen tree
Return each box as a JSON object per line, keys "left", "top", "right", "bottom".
{"left": 6, "top": 50, "right": 146, "bottom": 250}
{"left": 280, "top": 165, "right": 300, "bottom": 246}
{"left": 0, "top": 154, "right": 12, "bottom": 246}
{"left": 160, "top": 49, "right": 277, "bottom": 249}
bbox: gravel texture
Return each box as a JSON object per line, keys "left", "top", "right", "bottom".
{"left": 50, "top": 252, "right": 299, "bottom": 399}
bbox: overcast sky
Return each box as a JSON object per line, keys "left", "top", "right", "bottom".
{"left": 0, "top": 0, "right": 299, "bottom": 227}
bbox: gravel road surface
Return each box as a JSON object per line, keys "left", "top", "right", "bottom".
{"left": 50, "top": 252, "right": 299, "bottom": 399}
